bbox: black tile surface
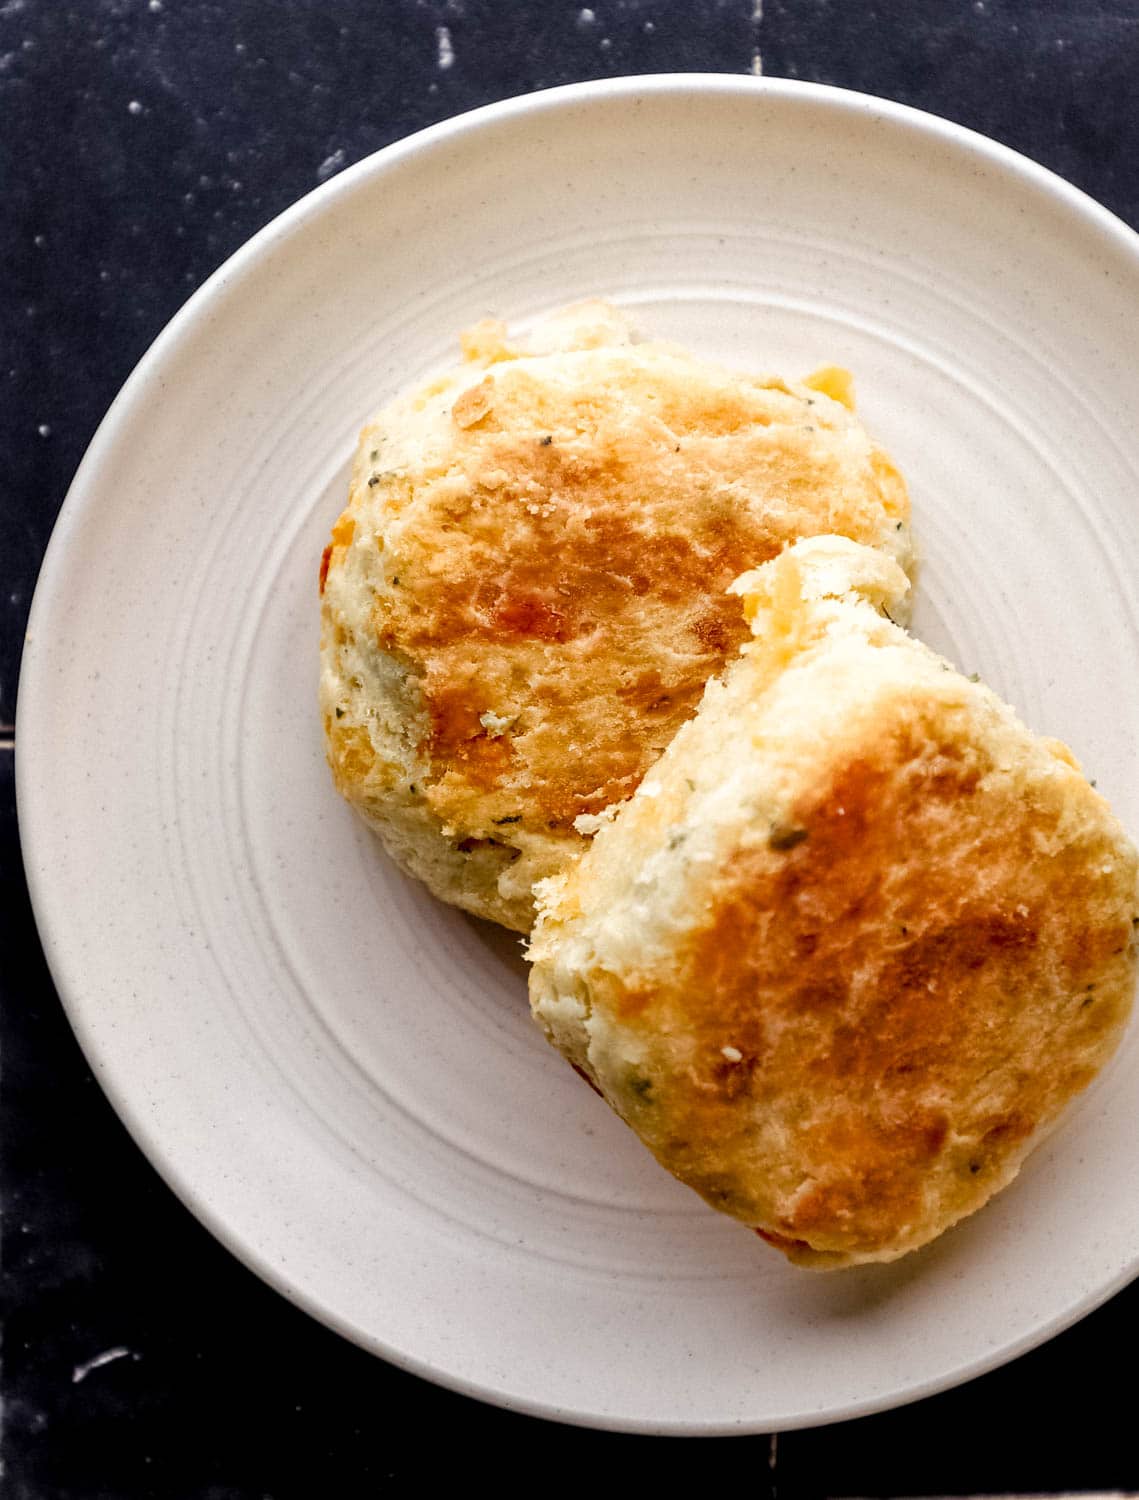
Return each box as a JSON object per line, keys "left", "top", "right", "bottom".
{"left": 4, "top": 2, "right": 1138, "bottom": 1495}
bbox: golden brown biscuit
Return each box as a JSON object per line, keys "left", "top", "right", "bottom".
{"left": 528, "top": 537, "right": 1139, "bottom": 1267}
{"left": 320, "top": 303, "right": 913, "bottom": 930}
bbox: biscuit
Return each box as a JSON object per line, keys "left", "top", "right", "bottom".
{"left": 320, "top": 303, "right": 913, "bottom": 930}
{"left": 528, "top": 537, "right": 1139, "bottom": 1266}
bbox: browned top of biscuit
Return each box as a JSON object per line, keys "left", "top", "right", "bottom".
{"left": 577, "top": 702, "right": 1136, "bottom": 1265}
{"left": 362, "top": 346, "right": 909, "bottom": 843}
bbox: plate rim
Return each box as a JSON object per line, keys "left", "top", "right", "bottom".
{"left": 16, "top": 72, "right": 1139, "bottom": 1436}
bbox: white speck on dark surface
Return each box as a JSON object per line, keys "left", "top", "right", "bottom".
{"left": 750, "top": 48, "right": 763, "bottom": 74}
{"left": 0, "top": 0, "right": 27, "bottom": 15}
{"left": 127, "top": 99, "right": 142, "bottom": 115}
{"left": 436, "top": 25, "right": 454, "bottom": 69}
{"left": 752, "top": 0, "right": 763, "bottom": 19}
{"left": 316, "top": 148, "right": 345, "bottom": 181}
{"left": 643, "top": 18, "right": 654, "bottom": 30}
{"left": 71, "top": 1348, "right": 133, "bottom": 1385}
{"left": 600, "top": 35, "right": 611, "bottom": 50}
{"left": 36, "top": 423, "right": 50, "bottom": 437}
{"left": 577, "top": 7, "right": 595, "bottom": 26}
{"left": 148, "top": 0, "right": 162, "bottom": 10}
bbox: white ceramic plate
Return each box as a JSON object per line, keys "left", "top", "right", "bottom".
{"left": 18, "top": 76, "right": 1139, "bottom": 1434}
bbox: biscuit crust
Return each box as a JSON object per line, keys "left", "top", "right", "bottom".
{"left": 320, "top": 305, "right": 913, "bottom": 930}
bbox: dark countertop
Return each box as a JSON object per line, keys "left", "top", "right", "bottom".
{"left": 4, "top": 3, "right": 1138, "bottom": 1495}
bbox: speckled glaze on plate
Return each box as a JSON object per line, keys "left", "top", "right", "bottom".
{"left": 17, "top": 76, "right": 1139, "bottom": 1434}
